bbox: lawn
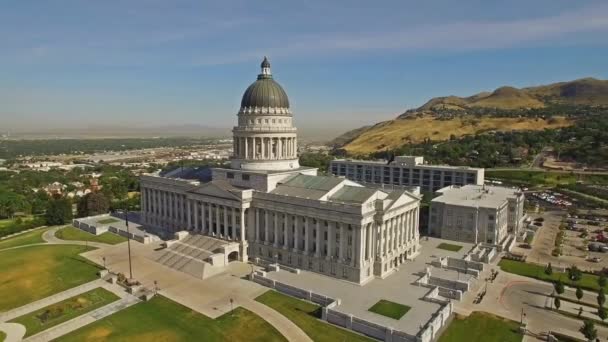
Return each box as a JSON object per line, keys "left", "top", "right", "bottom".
{"left": 55, "top": 226, "right": 126, "bottom": 245}
{"left": 256, "top": 290, "right": 373, "bottom": 342}
{"left": 368, "top": 300, "right": 410, "bottom": 320}
{"left": 437, "top": 243, "right": 463, "bottom": 252}
{"left": 55, "top": 295, "right": 286, "bottom": 342}
{"left": 438, "top": 312, "right": 523, "bottom": 342}
{"left": 10, "top": 288, "right": 119, "bottom": 337}
{"left": 0, "top": 215, "right": 46, "bottom": 238}
{"left": 0, "top": 331, "right": 5, "bottom": 341}
{"left": 499, "top": 259, "right": 607, "bottom": 292}
{"left": 0, "top": 227, "right": 50, "bottom": 250}
{"left": 0, "top": 245, "right": 101, "bottom": 311}
{"left": 97, "top": 218, "right": 119, "bottom": 225}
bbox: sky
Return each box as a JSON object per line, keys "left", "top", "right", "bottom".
{"left": 1, "top": 0, "right": 608, "bottom": 137}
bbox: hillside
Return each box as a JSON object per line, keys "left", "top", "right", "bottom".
{"left": 331, "top": 78, "right": 607, "bottom": 154}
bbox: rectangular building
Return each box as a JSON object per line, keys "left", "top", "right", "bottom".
{"left": 330, "top": 156, "right": 484, "bottom": 193}
{"left": 428, "top": 185, "right": 525, "bottom": 245}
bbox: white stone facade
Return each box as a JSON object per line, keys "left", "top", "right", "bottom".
{"left": 140, "top": 58, "right": 421, "bottom": 284}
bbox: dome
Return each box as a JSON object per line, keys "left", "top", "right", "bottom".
{"left": 240, "top": 57, "right": 290, "bottom": 109}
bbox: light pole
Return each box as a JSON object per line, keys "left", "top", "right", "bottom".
{"left": 102, "top": 256, "right": 106, "bottom": 270}
{"left": 230, "top": 298, "right": 234, "bottom": 317}
{"left": 154, "top": 280, "right": 159, "bottom": 294}
{"left": 124, "top": 206, "right": 133, "bottom": 280}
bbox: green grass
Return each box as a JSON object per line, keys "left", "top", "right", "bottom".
{"left": 97, "top": 218, "right": 119, "bottom": 225}
{"left": 438, "top": 312, "right": 523, "bottom": 342}
{"left": 256, "top": 290, "right": 373, "bottom": 342}
{"left": 0, "top": 227, "right": 50, "bottom": 250}
{"left": 524, "top": 233, "right": 534, "bottom": 244}
{"left": 0, "top": 330, "right": 6, "bottom": 342}
{"left": 486, "top": 170, "right": 608, "bottom": 186}
{"left": 55, "top": 295, "right": 286, "bottom": 342}
{"left": 499, "top": 259, "right": 607, "bottom": 292}
{"left": 10, "top": 288, "right": 119, "bottom": 337}
{"left": 437, "top": 243, "right": 463, "bottom": 252}
{"left": 0, "top": 245, "right": 100, "bottom": 311}
{"left": 55, "top": 226, "right": 126, "bottom": 245}
{"left": 0, "top": 215, "right": 46, "bottom": 238}
{"left": 368, "top": 300, "right": 410, "bottom": 320}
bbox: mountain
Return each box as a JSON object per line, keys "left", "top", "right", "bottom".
{"left": 331, "top": 78, "right": 608, "bottom": 154}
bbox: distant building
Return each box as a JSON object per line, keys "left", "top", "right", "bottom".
{"left": 330, "top": 156, "right": 484, "bottom": 193}
{"left": 428, "top": 185, "right": 525, "bottom": 246}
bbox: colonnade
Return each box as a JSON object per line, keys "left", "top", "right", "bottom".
{"left": 141, "top": 187, "right": 188, "bottom": 230}
{"left": 186, "top": 200, "right": 246, "bottom": 242}
{"left": 234, "top": 136, "right": 297, "bottom": 160}
{"left": 377, "top": 207, "right": 419, "bottom": 258}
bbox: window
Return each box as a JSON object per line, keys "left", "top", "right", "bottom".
{"left": 342, "top": 267, "right": 348, "bottom": 278}
{"left": 227, "top": 172, "right": 234, "bottom": 179}
{"left": 242, "top": 174, "right": 250, "bottom": 181}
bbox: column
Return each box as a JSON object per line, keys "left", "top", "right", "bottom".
{"left": 366, "top": 223, "right": 372, "bottom": 260}
{"left": 351, "top": 227, "right": 357, "bottom": 267}
{"left": 326, "top": 221, "right": 333, "bottom": 259}
{"left": 231, "top": 207, "right": 237, "bottom": 240}
{"left": 339, "top": 223, "right": 345, "bottom": 260}
{"left": 265, "top": 210, "right": 269, "bottom": 243}
{"left": 383, "top": 221, "right": 388, "bottom": 256}
{"left": 201, "top": 203, "right": 206, "bottom": 233}
{"left": 315, "top": 219, "right": 321, "bottom": 257}
{"left": 255, "top": 208, "right": 260, "bottom": 242}
{"left": 244, "top": 137, "right": 249, "bottom": 159}
{"left": 215, "top": 205, "right": 220, "bottom": 236}
{"left": 304, "top": 217, "right": 309, "bottom": 253}
{"left": 273, "top": 212, "right": 279, "bottom": 247}
{"left": 261, "top": 138, "right": 266, "bottom": 159}
{"left": 223, "top": 206, "right": 228, "bottom": 237}
{"left": 283, "top": 214, "right": 289, "bottom": 249}
{"left": 187, "top": 200, "right": 192, "bottom": 230}
{"left": 294, "top": 215, "right": 300, "bottom": 251}
{"left": 240, "top": 208, "right": 246, "bottom": 241}
{"left": 193, "top": 201, "right": 199, "bottom": 231}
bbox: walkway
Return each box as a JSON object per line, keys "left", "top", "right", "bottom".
{"left": 0, "top": 279, "right": 107, "bottom": 322}
{"left": 0, "top": 323, "right": 25, "bottom": 342}
{"left": 240, "top": 298, "right": 313, "bottom": 342}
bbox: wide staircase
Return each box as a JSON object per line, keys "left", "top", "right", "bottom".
{"left": 153, "top": 234, "right": 229, "bottom": 279}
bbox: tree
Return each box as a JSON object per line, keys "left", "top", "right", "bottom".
{"left": 598, "top": 288, "right": 606, "bottom": 307}
{"left": 599, "top": 274, "right": 607, "bottom": 289}
{"left": 555, "top": 280, "right": 565, "bottom": 295}
{"left": 45, "top": 197, "right": 73, "bottom": 225}
{"left": 76, "top": 192, "right": 109, "bottom": 218}
{"left": 580, "top": 320, "right": 597, "bottom": 341}
{"left": 554, "top": 297, "right": 561, "bottom": 310}
{"left": 545, "top": 263, "right": 553, "bottom": 276}
{"left": 579, "top": 306, "right": 584, "bottom": 317}
{"left": 599, "top": 306, "right": 608, "bottom": 321}
{"left": 576, "top": 287, "right": 584, "bottom": 302}
{"left": 568, "top": 266, "right": 583, "bottom": 282}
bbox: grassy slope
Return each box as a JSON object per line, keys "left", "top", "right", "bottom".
{"left": 11, "top": 288, "right": 119, "bottom": 337}
{"left": 0, "top": 245, "right": 100, "bottom": 311}
{"left": 344, "top": 115, "right": 571, "bottom": 154}
{"left": 498, "top": 259, "right": 607, "bottom": 292}
{"left": 0, "top": 227, "right": 50, "bottom": 250}
{"left": 55, "top": 226, "right": 126, "bottom": 245}
{"left": 55, "top": 295, "right": 286, "bottom": 342}
{"left": 256, "top": 290, "right": 373, "bottom": 342}
{"left": 438, "top": 312, "right": 522, "bottom": 342}
{"left": 0, "top": 331, "right": 5, "bottom": 342}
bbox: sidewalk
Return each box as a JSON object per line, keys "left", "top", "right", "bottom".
{"left": 0, "top": 279, "right": 106, "bottom": 322}
{"left": 0, "top": 323, "right": 26, "bottom": 342}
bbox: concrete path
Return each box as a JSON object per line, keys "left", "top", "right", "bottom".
{"left": 42, "top": 226, "right": 111, "bottom": 249}
{"left": 24, "top": 289, "right": 140, "bottom": 342}
{"left": 0, "top": 279, "right": 107, "bottom": 322}
{"left": 0, "top": 322, "right": 26, "bottom": 342}
{"left": 240, "top": 297, "right": 313, "bottom": 342}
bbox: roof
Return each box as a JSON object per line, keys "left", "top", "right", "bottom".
{"left": 329, "top": 186, "right": 377, "bottom": 204}
{"left": 241, "top": 58, "right": 289, "bottom": 109}
{"left": 270, "top": 174, "right": 344, "bottom": 200}
{"left": 432, "top": 185, "right": 522, "bottom": 209}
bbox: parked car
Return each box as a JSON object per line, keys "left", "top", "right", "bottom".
{"left": 587, "top": 256, "right": 602, "bottom": 263}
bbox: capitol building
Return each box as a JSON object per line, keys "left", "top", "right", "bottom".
{"left": 140, "top": 58, "right": 421, "bottom": 284}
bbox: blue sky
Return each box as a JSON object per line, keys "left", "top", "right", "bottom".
{"left": 1, "top": 0, "right": 608, "bottom": 136}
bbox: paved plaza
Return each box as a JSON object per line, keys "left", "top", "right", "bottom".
{"left": 266, "top": 237, "right": 476, "bottom": 336}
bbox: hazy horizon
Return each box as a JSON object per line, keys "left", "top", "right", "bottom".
{"left": 2, "top": 0, "right": 608, "bottom": 136}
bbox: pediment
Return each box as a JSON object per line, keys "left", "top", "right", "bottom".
{"left": 188, "top": 181, "right": 241, "bottom": 201}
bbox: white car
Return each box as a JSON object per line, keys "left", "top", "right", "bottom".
{"left": 587, "top": 256, "right": 602, "bottom": 263}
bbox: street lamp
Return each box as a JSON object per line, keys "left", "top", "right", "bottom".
{"left": 124, "top": 206, "right": 134, "bottom": 280}
{"left": 102, "top": 256, "right": 106, "bottom": 270}
{"left": 230, "top": 298, "right": 234, "bottom": 317}
{"left": 154, "top": 280, "right": 159, "bottom": 294}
